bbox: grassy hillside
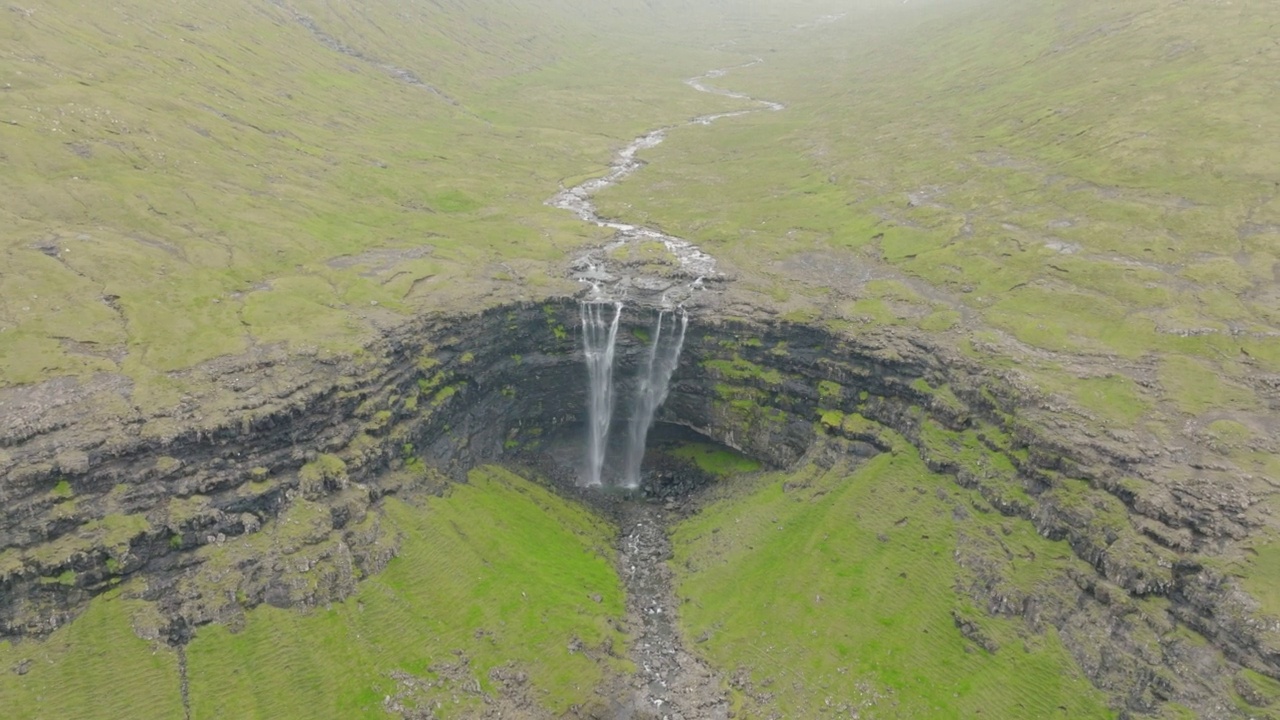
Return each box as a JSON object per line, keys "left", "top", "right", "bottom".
{"left": 671, "top": 443, "right": 1117, "bottom": 718}
{"left": 0, "top": 588, "right": 185, "bottom": 718}
{"left": 596, "top": 0, "right": 1280, "bottom": 384}
{"left": 593, "top": 0, "right": 1280, "bottom": 590}
{"left": 0, "top": 467, "right": 627, "bottom": 719}
{"left": 599, "top": 0, "right": 1280, "bottom": 371}
{"left": 0, "top": 0, "right": 842, "bottom": 401}
{"left": 2, "top": 0, "right": 1278, "bottom": 717}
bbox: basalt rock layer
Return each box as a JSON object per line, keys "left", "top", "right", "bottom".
{"left": 0, "top": 300, "right": 1276, "bottom": 716}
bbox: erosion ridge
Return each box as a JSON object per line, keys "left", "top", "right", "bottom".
{"left": 0, "top": 298, "right": 1276, "bottom": 714}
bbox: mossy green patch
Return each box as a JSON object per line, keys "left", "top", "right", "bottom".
{"left": 668, "top": 442, "right": 761, "bottom": 478}
{"left": 817, "top": 379, "right": 842, "bottom": 403}
{"left": 918, "top": 309, "right": 961, "bottom": 332}
{"left": 702, "top": 356, "right": 784, "bottom": 385}
{"left": 1202, "top": 419, "right": 1255, "bottom": 455}
{"left": 918, "top": 419, "right": 1031, "bottom": 510}
{"left": 21, "top": 512, "right": 150, "bottom": 570}
{"left": 712, "top": 382, "right": 787, "bottom": 435}
{"left": 1236, "top": 668, "right": 1280, "bottom": 708}
{"left": 1069, "top": 374, "right": 1152, "bottom": 426}
{"left": 819, "top": 410, "right": 892, "bottom": 449}
{"left": 1239, "top": 541, "right": 1280, "bottom": 619}
{"left": 1158, "top": 356, "right": 1258, "bottom": 415}
{"left": 298, "top": 453, "right": 348, "bottom": 498}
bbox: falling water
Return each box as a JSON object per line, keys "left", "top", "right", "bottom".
{"left": 622, "top": 309, "right": 688, "bottom": 488}
{"left": 581, "top": 301, "right": 623, "bottom": 486}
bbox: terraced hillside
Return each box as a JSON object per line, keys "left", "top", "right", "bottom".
{"left": 1, "top": 0, "right": 1278, "bottom": 718}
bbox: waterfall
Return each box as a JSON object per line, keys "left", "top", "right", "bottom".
{"left": 581, "top": 301, "right": 622, "bottom": 486}
{"left": 622, "top": 309, "right": 688, "bottom": 488}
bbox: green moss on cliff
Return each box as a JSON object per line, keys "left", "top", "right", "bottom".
{"left": 713, "top": 382, "right": 787, "bottom": 435}
{"left": 1239, "top": 541, "right": 1280, "bottom": 619}
{"left": 917, "top": 420, "right": 1031, "bottom": 512}
{"left": 703, "top": 356, "right": 784, "bottom": 386}
{"left": 299, "top": 454, "right": 349, "bottom": 499}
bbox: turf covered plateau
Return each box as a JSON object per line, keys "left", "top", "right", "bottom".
{"left": 0, "top": 0, "right": 774, "bottom": 401}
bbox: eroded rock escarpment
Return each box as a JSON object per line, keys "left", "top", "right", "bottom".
{"left": 0, "top": 300, "right": 1277, "bottom": 717}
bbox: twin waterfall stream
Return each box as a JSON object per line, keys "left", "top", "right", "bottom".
{"left": 581, "top": 302, "right": 688, "bottom": 488}
{"left": 556, "top": 61, "right": 781, "bottom": 492}
{"left": 580, "top": 302, "right": 623, "bottom": 487}
{"left": 549, "top": 51, "right": 792, "bottom": 719}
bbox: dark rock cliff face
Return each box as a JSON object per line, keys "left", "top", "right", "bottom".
{"left": 0, "top": 300, "right": 1276, "bottom": 716}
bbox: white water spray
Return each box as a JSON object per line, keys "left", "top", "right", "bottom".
{"left": 581, "top": 301, "right": 623, "bottom": 486}
{"left": 622, "top": 309, "right": 688, "bottom": 488}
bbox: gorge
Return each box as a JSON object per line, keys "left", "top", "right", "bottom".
{"left": 1, "top": 0, "right": 1278, "bottom": 718}
{"left": 2, "top": 298, "right": 1275, "bottom": 716}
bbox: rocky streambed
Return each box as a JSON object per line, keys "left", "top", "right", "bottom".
{"left": 613, "top": 500, "right": 729, "bottom": 720}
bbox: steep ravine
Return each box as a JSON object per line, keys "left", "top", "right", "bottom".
{"left": 1, "top": 301, "right": 1276, "bottom": 716}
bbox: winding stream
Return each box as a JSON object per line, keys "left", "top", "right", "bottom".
{"left": 549, "top": 60, "right": 784, "bottom": 306}
{"left": 550, "top": 62, "right": 785, "bottom": 719}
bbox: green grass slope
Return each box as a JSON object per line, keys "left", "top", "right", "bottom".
{"left": 596, "top": 0, "right": 1280, "bottom": 377}
{"left": 0, "top": 588, "right": 185, "bottom": 719}
{"left": 0, "top": 467, "right": 627, "bottom": 719}
{"left": 671, "top": 447, "right": 1115, "bottom": 719}
{"left": 593, "top": 0, "right": 1280, "bottom": 597}
{"left": 0, "top": 0, "right": 829, "bottom": 398}
{"left": 669, "top": 441, "right": 762, "bottom": 478}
